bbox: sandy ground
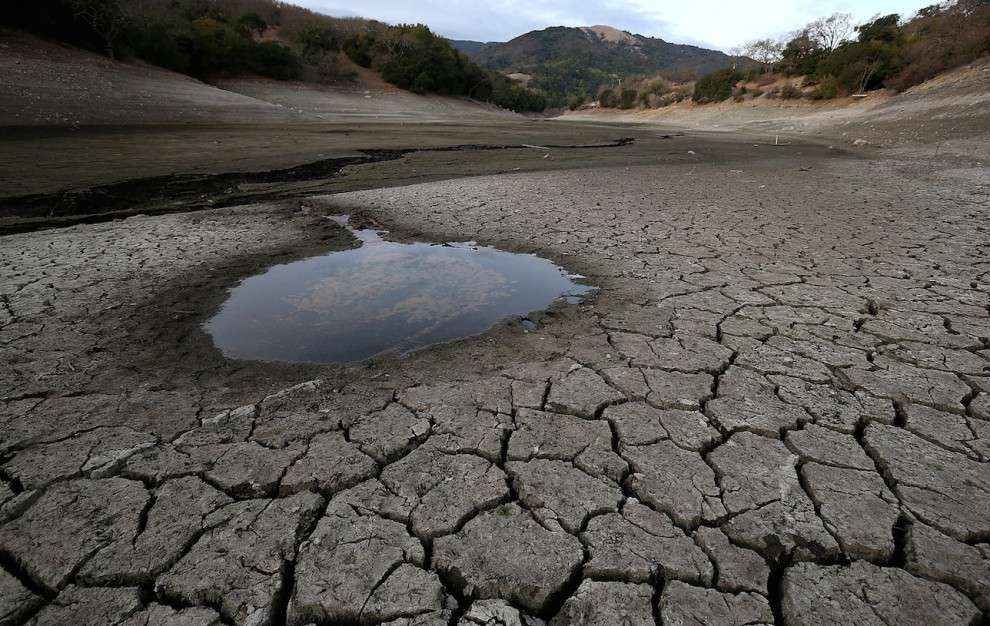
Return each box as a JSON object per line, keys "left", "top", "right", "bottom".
{"left": 564, "top": 58, "right": 990, "bottom": 160}
{"left": 0, "top": 29, "right": 510, "bottom": 128}
{"left": 1, "top": 29, "right": 990, "bottom": 626}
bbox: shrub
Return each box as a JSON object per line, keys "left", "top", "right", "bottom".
{"left": 488, "top": 73, "right": 547, "bottom": 112}
{"left": 619, "top": 88, "right": 638, "bottom": 109}
{"left": 313, "top": 54, "right": 356, "bottom": 82}
{"left": 811, "top": 75, "right": 842, "bottom": 99}
{"left": 779, "top": 83, "right": 803, "bottom": 99}
{"left": 568, "top": 95, "right": 587, "bottom": 110}
{"left": 598, "top": 87, "right": 618, "bottom": 108}
{"left": 885, "top": 0, "right": 990, "bottom": 91}
{"left": 692, "top": 68, "right": 742, "bottom": 103}
{"left": 189, "top": 17, "right": 249, "bottom": 75}
{"left": 756, "top": 73, "right": 778, "bottom": 86}
{"left": 246, "top": 41, "right": 301, "bottom": 79}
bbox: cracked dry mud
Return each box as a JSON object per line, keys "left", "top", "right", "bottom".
{"left": 1, "top": 131, "right": 989, "bottom": 626}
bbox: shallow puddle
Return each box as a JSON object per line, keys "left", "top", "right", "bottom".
{"left": 205, "top": 219, "right": 594, "bottom": 363}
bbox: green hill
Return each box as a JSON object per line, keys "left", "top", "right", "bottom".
{"left": 470, "top": 25, "right": 748, "bottom": 106}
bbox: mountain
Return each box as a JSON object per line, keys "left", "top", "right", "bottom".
{"left": 448, "top": 40, "right": 499, "bottom": 56}
{"left": 469, "top": 25, "right": 748, "bottom": 106}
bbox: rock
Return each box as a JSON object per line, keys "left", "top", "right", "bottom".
{"left": 433, "top": 504, "right": 583, "bottom": 614}
{"left": 800, "top": 463, "right": 899, "bottom": 561}
{"left": 623, "top": 440, "right": 726, "bottom": 527}
{"left": 864, "top": 424, "right": 990, "bottom": 541}
{"left": 158, "top": 492, "right": 324, "bottom": 626}
{"left": 708, "top": 433, "right": 839, "bottom": 560}
{"left": 581, "top": 501, "right": 713, "bottom": 584}
{"left": 545, "top": 367, "right": 624, "bottom": 418}
{"left": 781, "top": 561, "right": 980, "bottom": 625}
{"left": 280, "top": 431, "right": 378, "bottom": 496}
{"left": 0, "top": 478, "right": 148, "bottom": 591}
{"left": 507, "top": 459, "right": 621, "bottom": 533}
{"left": 659, "top": 581, "right": 773, "bottom": 626}
{"left": 550, "top": 580, "right": 654, "bottom": 625}
{"left": 694, "top": 527, "right": 769, "bottom": 594}
{"left": 459, "top": 599, "right": 543, "bottom": 625}
{"left": 381, "top": 445, "right": 509, "bottom": 538}
{"left": 79, "top": 476, "right": 233, "bottom": 584}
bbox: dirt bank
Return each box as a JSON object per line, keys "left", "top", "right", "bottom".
{"left": 563, "top": 57, "right": 990, "bottom": 160}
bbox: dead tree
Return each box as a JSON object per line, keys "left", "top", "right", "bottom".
{"left": 68, "top": 0, "right": 126, "bottom": 60}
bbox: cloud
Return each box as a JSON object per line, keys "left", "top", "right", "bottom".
{"left": 300, "top": 0, "right": 932, "bottom": 50}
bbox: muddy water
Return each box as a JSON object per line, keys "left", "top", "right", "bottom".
{"left": 205, "top": 221, "right": 593, "bottom": 363}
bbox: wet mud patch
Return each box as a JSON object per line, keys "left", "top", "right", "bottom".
{"left": 0, "top": 138, "right": 635, "bottom": 235}
{"left": 205, "top": 218, "right": 594, "bottom": 364}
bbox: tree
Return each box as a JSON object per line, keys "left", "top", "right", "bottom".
{"left": 238, "top": 13, "right": 268, "bottom": 38}
{"left": 779, "top": 32, "right": 824, "bottom": 75}
{"left": 597, "top": 87, "right": 618, "bottom": 108}
{"left": 740, "top": 38, "right": 784, "bottom": 71}
{"left": 619, "top": 88, "right": 638, "bottom": 109}
{"left": 807, "top": 13, "right": 855, "bottom": 51}
{"left": 692, "top": 68, "right": 742, "bottom": 103}
{"left": 67, "top": 0, "right": 126, "bottom": 59}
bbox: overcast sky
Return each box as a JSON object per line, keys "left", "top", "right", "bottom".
{"left": 300, "top": 0, "right": 934, "bottom": 50}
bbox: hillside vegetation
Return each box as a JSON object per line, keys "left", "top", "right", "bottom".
{"left": 468, "top": 26, "right": 747, "bottom": 108}
{"left": 3, "top": 0, "right": 547, "bottom": 112}
{"left": 581, "top": 1, "right": 990, "bottom": 111}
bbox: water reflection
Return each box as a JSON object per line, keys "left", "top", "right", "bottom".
{"left": 205, "top": 221, "right": 593, "bottom": 363}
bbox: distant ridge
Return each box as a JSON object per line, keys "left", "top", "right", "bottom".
{"left": 462, "top": 25, "right": 748, "bottom": 106}
{"left": 448, "top": 40, "right": 500, "bottom": 56}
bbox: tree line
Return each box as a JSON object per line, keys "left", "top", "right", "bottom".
{"left": 585, "top": 2, "right": 989, "bottom": 109}
{"left": 734, "top": 1, "right": 990, "bottom": 98}
{"left": 3, "top": 0, "right": 547, "bottom": 112}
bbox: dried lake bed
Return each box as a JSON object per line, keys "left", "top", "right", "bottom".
{"left": 1, "top": 122, "right": 988, "bottom": 625}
